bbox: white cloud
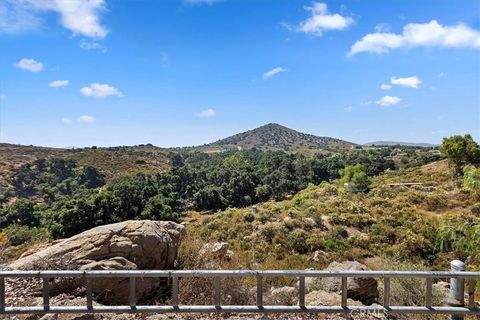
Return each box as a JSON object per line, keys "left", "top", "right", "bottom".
{"left": 263, "top": 67, "right": 286, "bottom": 79}
{"left": 286, "top": 2, "right": 353, "bottom": 36}
{"left": 380, "top": 83, "right": 392, "bottom": 90}
{"left": 360, "top": 100, "right": 372, "bottom": 105}
{"left": 0, "top": 1, "right": 42, "bottom": 33}
{"left": 391, "top": 76, "right": 421, "bottom": 88}
{"left": 198, "top": 108, "right": 216, "bottom": 118}
{"left": 344, "top": 106, "right": 353, "bottom": 112}
{"left": 62, "top": 117, "right": 73, "bottom": 124}
{"left": 438, "top": 72, "right": 447, "bottom": 78}
{"left": 80, "top": 83, "right": 123, "bottom": 98}
{"left": 184, "top": 0, "right": 221, "bottom": 4}
{"left": 376, "top": 95, "right": 402, "bottom": 106}
{"left": 49, "top": 80, "right": 69, "bottom": 88}
{"left": 78, "top": 115, "right": 96, "bottom": 123}
{"left": 14, "top": 58, "right": 44, "bottom": 72}
{"left": 80, "top": 39, "right": 107, "bottom": 52}
{"left": 1, "top": 0, "right": 108, "bottom": 39}
{"left": 350, "top": 20, "right": 480, "bottom": 55}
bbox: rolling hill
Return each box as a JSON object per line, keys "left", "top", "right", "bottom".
{"left": 205, "top": 123, "right": 356, "bottom": 152}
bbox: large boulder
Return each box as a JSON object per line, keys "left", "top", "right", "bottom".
{"left": 320, "top": 261, "right": 379, "bottom": 303}
{"left": 8, "top": 220, "right": 186, "bottom": 305}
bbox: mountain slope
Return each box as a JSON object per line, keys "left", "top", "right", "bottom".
{"left": 365, "top": 141, "right": 438, "bottom": 148}
{"left": 207, "top": 123, "right": 356, "bottom": 152}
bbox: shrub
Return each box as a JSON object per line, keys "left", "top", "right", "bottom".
{"left": 3, "top": 225, "right": 50, "bottom": 246}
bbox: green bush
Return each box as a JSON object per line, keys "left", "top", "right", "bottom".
{"left": 3, "top": 225, "right": 50, "bottom": 246}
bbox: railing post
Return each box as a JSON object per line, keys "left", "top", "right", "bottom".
{"left": 0, "top": 277, "right": 4, "bottom": 312}
{"left": 129, "top": 277, "right": 136, "bottom": 309}
{"left": 214, "top": 276, "right": 221, "bottom": 309}
{"left": 426, "top": 277, "right": 432, "bottom": 308}
{"left": 299, "top": 276, "right": 305, "bottom": 308}
{"left": 86, "top": 278, "right": 93, "bottom": 310}
{"left": 171, "top": 276, "right": 179, "bottom": 308}
{"left": 256, "top": 275, "right": 263, "bottom": 309}
{"left": 341, "top": 277, "right": 347, "bottom": 308}
{"left": 448, "top": 260, "right": 465, "bottom": 320}
{"left": 383, "top": 277, "right": 390, "bottom": 309}
{"left": 42, "top": 277, "right": 50, "bottom": 311}
{"left": 467, "top": 279, "right": 475, "bottom": 308}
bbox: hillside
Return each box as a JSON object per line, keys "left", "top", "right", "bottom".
{"left": 206, "top": 123, "right": 356, "bottom": 153}
{"left": 0, "top": 143, "right": 170, "bottom": 188}
{"left": 182, "top": 160, "right": 479, "bottom": 273}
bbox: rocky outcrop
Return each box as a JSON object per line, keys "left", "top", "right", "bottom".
{"left": 197, "top": 242, "right": 235, "bottom": 269}
{"left": 319, "top": 261, "right": 379, "bottom": 303}
{"left": 8, "top": 220, "right": 186, "bottom": 305}
{"left": 199, "top": 242, "right": 234, "bottom": 260}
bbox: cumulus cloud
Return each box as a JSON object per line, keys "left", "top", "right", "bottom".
{"left": 263, "top": 67, "right": 286, "bottom": 79}
{"left": 380, "top": 83, "right": 392, "bottom": 90}
{"left": 376, "top": 95, "right": 402, "bottom": 106}
{"left": 285, "top": 2, "right": 353, "bottom": 36}
{"left": 49, "top": 80, "right": 69, "bottom": 88}
{"left": 80, "top": 83, "right": 123, "bottom": 98}
{"left": 350, "top": 20, "right": 480, "bottom": 55}
{"left": 62, "top": 117, "right": 73, "bottom": 124}
{"left": 391, "top": 76, "right": 421, "bottom": 88}
{"left": 198, "top": 108, "right": 216, "bottom": 118}
{"left": 1, "top": 0, "right": 108, "bottom": 39}
{"left": 344, "top": 106, "right": 353, "bottom": 112}
{"left": 14, "top": 58, "right": 44, "bottom": 72}
{"left": 78, "top": 115, "right": 96, "bottom": 123}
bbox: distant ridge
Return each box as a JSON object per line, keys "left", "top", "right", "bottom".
{"left": 207, "top": 123, "right": 356, "bottom": 152}
{"left": 364, "top": 141, "right": 439, "bottom": 148}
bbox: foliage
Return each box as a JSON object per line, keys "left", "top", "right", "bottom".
{"left": 339, "top": 164, "right": 371, "bottom": 193}
{"left": 441, "top": 134, "right": 480, "bottom": 175}
{"left": 3, "top": 224, "right": 50, "bottom": 246}
{"left": 463, "top": 165, "right": 480, "bottom": 198}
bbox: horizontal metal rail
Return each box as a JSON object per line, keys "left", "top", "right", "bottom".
{"left": 1, "top": 270, "right": 479, "bottom": 278}
{"left": 0, "top": 269, "right": 478, "bottom": 316}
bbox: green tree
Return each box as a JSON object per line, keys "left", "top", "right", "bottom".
{"left": 441, "top": 134, "right": 480, "bottom": 175}
{"left": 339, "top": 164, "right": 371, "bottom": 193}
{"left": 1, "top": 199, "right": 39, "bottom": 227}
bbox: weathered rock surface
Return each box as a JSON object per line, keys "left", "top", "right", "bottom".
{"left": 7, "top": 220, "right": 186, "bottom": 305}
{"left": 267, "top": 286, "right": 298, "bottom": 305}
{"left": 199, "top": 242, "right": 234, "bottom": 261}
{"left": 319, "top": 261, "right": 379, "bottom": 303}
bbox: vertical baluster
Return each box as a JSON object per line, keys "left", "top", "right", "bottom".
{"left": 256, "top": 275, "right": 263, "bottom": 308}
{"left": 0, "top": 277, "right": 5, "bottom": 312}
{"left": 171, "top": 276, "right": 179, "bottom": 308}
{"left": 341, "top": 277, "right": 348, "bottom": 308}
{"left": 383, "top": 277, "right": 390, "bottom": 308}
{"left": 426, "top": 278, "right": 432, "bottom": 308}
{"left": 129, "top": 277, "right": 136, "bottom": 308}
{"left": 86, "top": 278, "right": 93, "bottom": 310}
{"left": 214, "top": 277, "right": 221, "bottom": 309}
{"left": 43, "top": 277, "right": 50, "bottom": 311}
{"left": 468, "top": 279, "right": 475, "bottom": 308}
{"left": 299, "top": 276, "right": 305, "bottom": 308}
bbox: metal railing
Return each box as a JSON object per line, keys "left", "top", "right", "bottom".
{"left": 0, "top": 263, "right": 479, "bottom": 317}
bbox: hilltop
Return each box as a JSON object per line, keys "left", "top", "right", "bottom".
{"left": 206, "top": 123, "right": 356, "bottom": 153}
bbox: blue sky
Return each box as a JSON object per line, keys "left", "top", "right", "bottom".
{"left": 1, "top": 0, "right": 479, "bottom": 147}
